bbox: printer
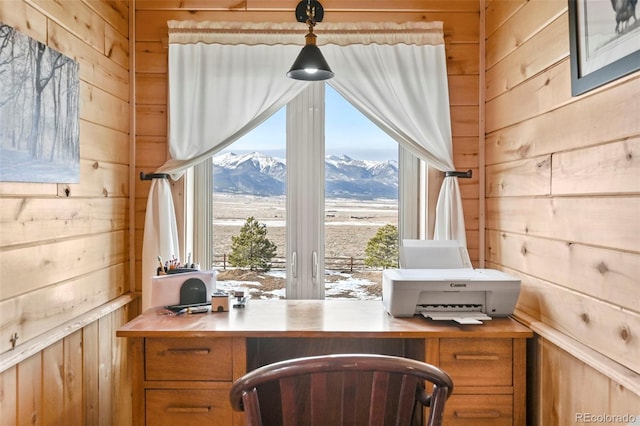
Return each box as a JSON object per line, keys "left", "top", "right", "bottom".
{"left": 382, "top": 268, "right": 521, "bottom": 323}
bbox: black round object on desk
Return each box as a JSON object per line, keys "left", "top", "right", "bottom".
{"left": 179, "top": 278, "right": 207, "bottom": 305}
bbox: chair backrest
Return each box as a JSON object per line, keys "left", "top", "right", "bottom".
{"left": 229, "top": 353, "right": 453, "bottom": 426}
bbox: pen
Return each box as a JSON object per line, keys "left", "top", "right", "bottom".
{"left": 176, "top": 306, "right": 209, "bottom": 315}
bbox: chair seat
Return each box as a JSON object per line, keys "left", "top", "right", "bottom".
{"left": 229, "top": 353, "right": 453, "bottom": 426}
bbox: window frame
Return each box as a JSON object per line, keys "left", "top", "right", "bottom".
{"left": 189, "top": 85, "right": 432, "bottom": 297}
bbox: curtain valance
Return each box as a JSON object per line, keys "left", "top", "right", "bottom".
{"left": 167, "top": 21, "right": 444, "bottom": 46}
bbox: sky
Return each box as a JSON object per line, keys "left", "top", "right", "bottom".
{"left": 218, "top": 85, "right": 398, "bottom": 162}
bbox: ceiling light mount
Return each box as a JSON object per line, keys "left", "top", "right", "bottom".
{"left": 295, "top": 0, "right": 324, "bottom": 23}
{"left": 287, "top": 0, "right": 334, "bottom": 81}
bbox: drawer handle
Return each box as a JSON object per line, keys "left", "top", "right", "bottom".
{"left": 166, "top": 406, "right": 211, "bottom": 413}
{"left": 166, "top": 348, "right": 211, "bottom": 355}
{"left": 454, "top": 410, "right": 501, "bottom": 418}
{"left": 454, "top": 353, "right": 500, "bottom": 361}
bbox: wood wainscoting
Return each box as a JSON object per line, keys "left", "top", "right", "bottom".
{"left": 0, "top": 297, "right": 137, "bottom": 425}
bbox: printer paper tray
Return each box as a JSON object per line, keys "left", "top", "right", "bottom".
{"left": 420, "top": 311, "right": 492, "bottom": 325}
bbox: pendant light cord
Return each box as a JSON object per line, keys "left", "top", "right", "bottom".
{"left": 306, "top": 0, "right": 316, "bottom": 34}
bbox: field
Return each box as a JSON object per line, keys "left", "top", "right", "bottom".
{"left": 213, "top": 194, "right": 398, "bottom": 299}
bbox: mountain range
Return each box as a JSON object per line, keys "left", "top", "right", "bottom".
{"left": 213, "top": 152, "right": 398, "bottom": 200}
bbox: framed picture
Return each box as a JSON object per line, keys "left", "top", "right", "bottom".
{"left": 0, "top": 23, "right": 80, "bottom": 183}
{"left": 568, "top": 0, "right": 640, "bottom": 96}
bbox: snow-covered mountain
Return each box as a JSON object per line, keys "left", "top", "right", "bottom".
{"left": 213, "top": 152, "right": 398, "bottom": 200}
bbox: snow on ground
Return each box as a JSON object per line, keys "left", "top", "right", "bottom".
{"left": 215, "top": 269, "right": 380, "bottom": 300}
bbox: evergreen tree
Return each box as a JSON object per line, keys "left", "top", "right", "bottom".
{"left": 364, "top": 224, "right": 399, "bottom": 269}
{"left": 229, "top": 216, "right": 277, "bottom": 271}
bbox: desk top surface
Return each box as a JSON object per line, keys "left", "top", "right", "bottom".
{"left": 117, "top": 300, "right": 532, "bottom": 339}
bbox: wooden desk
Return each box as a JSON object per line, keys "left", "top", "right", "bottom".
{"left": 117, "top": 300, "right": 532, "bottom": 425}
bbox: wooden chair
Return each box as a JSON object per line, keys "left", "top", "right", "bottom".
{"left": 229, "top": 353, "right": 453, "bottom": 426}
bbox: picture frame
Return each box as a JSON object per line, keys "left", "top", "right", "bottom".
{"left": 568, "top": 0, "right": 640, "bottom": 96}
{"left": 0, "top": 23, "right": 80, "bottom": 183}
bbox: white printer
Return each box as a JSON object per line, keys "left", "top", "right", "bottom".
{"left": 382, "top": 268, "right": 521, "bottom": 323}
{"left": 383, "top": 239, "right": 520, "bottom": 324}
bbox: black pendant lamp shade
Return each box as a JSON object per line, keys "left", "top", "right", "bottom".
{"left": 287, "top": 34, "right": 334, "bottom": 81}
{"left": 287, "top": 0, "right": 334, "bottom": 81}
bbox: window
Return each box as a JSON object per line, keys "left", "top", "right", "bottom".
{"left": 195, "top": 84, "right": 432, "bottom": 300}
{"left": 149, "top": 22, "right": 462, "bottom": 310}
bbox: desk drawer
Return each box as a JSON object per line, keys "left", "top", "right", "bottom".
{"left": 145, "top": 337, "right": 233, "bottom": 381}
{"left": 439, "top": 338, "right": 512, "bottom": 386}
{"left": 146, "top": 389, "right": 232, "bottom": 426}
{"left": 444, "top": 394, "right": 513, "bottom": 426}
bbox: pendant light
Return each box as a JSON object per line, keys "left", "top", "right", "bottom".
{"left": 287, "top": 0, "right": 334, "bottom": 81}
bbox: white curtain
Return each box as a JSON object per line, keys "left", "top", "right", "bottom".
{"left": 141, "top": 21, "right": 466, "bottom": 309}
{"left": 141, "top": 36, "right": 309, "bottom": 309}
{"left": 323, "top": 43, "right": 466, "bottom": 244}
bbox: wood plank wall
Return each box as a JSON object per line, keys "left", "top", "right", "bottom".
{"left": 0, "top": 1, "right": 134, "bottom": 424}
{"left": 132, "top": 0, "right": 483, "bottom": 289}
{"left": 8, "top": 1, "right": 638, "bottom": 424}
{"left": 484, "top": 0, "right": 640, "bottom": 424}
